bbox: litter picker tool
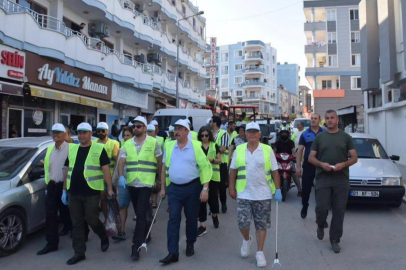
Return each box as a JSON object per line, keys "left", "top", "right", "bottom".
{"left": 138, "top": 196, "right": 164, "bottom": 252}
{"left": 272, "top": 201, "right": 281, "bottom": 268}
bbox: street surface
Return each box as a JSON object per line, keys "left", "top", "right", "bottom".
{"left": 1, "top": 190, "right": 406, "bottom": 270}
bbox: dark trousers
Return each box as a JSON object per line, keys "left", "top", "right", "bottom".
{"left": 68, "top": 194, "right": 107, "bottom": 256}
{"left": 45, "top": 181, "right": 72, "bottom": 248}
{"left": 199, "top": 180, "right": 220, "bottom": 222}
{"left": 315, "top": 182, "right": 349, "bottom": 243}
{"left": 302, "top": 159, "right": 316, "bottom": 208}
{"left": 167, "top": 179, "right": 201, "bottom": 255}
{"left": 127, "top": 186, "right": 152, "bottom": 248}
{"left": 219, "top": 163, "right": 228, "bottom": 204}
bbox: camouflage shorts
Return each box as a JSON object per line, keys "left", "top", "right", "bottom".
{"left": 237, "top": 199, "right": 272, "bottom": 230}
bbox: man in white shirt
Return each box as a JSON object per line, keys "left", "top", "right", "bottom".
{"left": 229, "top": 122, "right": 282, "bottom": 268}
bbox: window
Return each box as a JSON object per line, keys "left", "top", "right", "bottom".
{"left": 236, "top": 90, "right": 243, "bottom": 96}
{"left": 193, "top": 18, "right": 196, "bottom": 27}
{"left": 351, "top": 31, "right": 360, "bottom": 43}
{"left": 336, "top": 79, "right": 340, "bottom": 88}
{"left": 234, "top": 76, "right": 243, "bottom": 84}
{"left": 234, "top": 64, "right": 243, "bottom": 71}
{"left": 352, "top": 54, "right": 361, "bottom": 66}
{"left": 351, "top": 76, "right": 361, "bottom": 90}
{"left": 221, "top": 52, "right": 228, "bottom": 62}
{"left": 322, "top": 80, "right": 332, "bottom": 89}
{"left": 272, "top": 55, "right": 275, "bottom": 62}
{"left": 350, "top": 9, "right": 359, "bottom": 20}
{"left": 327, "top": 10, "right": 336, "bottom": 21}
{"left": 328, "top": 55, "right": 338, "bottom": 67}
{"left": 221, "top": 66, "right": 229, "bottom": 75}
{"left": 234, "top": 50, "right": 243, "bottom": 58}
{"left": 328, "top": 32, "right": 337, "bottom": 44}
{"left": 273, "top": 68, "right": 276, "bottom": 76}
{"left": 182, "top": 5, "right": 186, "bottom": 16}
{"left": 221, "top": 78, "right": 228, "bottom": 88}
{"left": 221, "top": 91, "right": 229, "bottom": 98}
{"left": 250, "top": 91, "right": 256, "bottom": 97}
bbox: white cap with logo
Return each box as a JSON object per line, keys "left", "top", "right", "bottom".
{"left": 147, "top": 124, "right": 155, "bottom": 132}
{"left": 77, "top": 122, "right": 92, "bottom": 132}
{"left": 246, "top": 122, "right": 260, "bottom": 131}
{"left": 174, "top": 119, "right": 190, "bottom": 130}
{"left": 96, "top": 122, "right": 109, "bottom": 130}
{"left": 150, "top": 120, "right": 158, "bottom": 126}
{"left": 168, "top": 125, "right": 174, "bottom": 132}
{"left": 132, "top": 116, "right": 147, "bottom": 126}
{"left": 52, "top": 123, "right": 65, "bottom": 132}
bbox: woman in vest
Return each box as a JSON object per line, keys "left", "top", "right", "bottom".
{"left": 112, "top": 127, "right": 134, "bottom": 241}
{"left": 197, "top": 126, "right": 221, "bottom": 236}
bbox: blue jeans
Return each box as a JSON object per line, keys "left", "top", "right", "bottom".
{"left": 167, "top": 179, "right": 201, "bottom": 255}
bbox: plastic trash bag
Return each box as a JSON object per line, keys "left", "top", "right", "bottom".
{"left": 105, "top": 195, "right": 122, "bottom": 237}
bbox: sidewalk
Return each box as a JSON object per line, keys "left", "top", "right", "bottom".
{"left": 395, "top": 162, "right": 406, "bottom": 203}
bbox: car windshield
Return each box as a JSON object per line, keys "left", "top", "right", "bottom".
{"left": 0, "top": 147, "right": 37, "bottom": 180}
{"left": 352, "top": 138, "right": 389, "bottom": 159}
{"left": 153, "top": 115, "right": 186, "bottom": 131}
{"left": 294, "top": 119, "right": 311, "bottom": 128}
{"left": 258, "top": 123, "right": 276, "bottom": 135}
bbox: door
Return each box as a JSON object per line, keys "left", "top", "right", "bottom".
{"left": 8, "top": 108, "right": 23, "bottom": 138}
{"left": 70, "top": 115, "right": 85, "bottom": 132}
{"left": 60, "top": 113, "right": 70, "bottom": 128}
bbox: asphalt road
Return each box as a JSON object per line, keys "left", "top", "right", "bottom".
{"left": 1, "top": 189, "right": 406, "bottom": 270}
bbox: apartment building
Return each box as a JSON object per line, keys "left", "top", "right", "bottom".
{"left": 0, "top": 0, "right": 207, "bottom": 137}
{"left": 205, "top": 40, "right": 278, "bottom": 116}
{"left": 299, "top": 85, "right": 313, "bottom": 117}
{"left": 360, "top": 0, "right": 406, "bottom": 164}
{"left": 304, "top": 0, "right": 363, "bottom": 129}
{"left": 277, "top": 62, "right": 300, "bottom": 95}
{"left": 278, "top": 85, "right": 300, "bottom": 120}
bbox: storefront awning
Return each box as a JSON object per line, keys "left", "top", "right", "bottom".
{"left": 30, "top": 85, "right": 113, "bottom": 110}
{"left": 156, "top": 99, "right": 175, "bottom": 108}
{"left": 0, "top": 81, "right": 23, "bottom": 96}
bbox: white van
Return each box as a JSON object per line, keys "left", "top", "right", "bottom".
{"left": 153, "top": 109, "right": 213, "bottom": 132}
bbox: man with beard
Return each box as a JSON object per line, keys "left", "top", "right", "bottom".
{"left": 227, "top": 121, "right": 238, "bottom": 145}
{"left": 93, "top": 122, "right": 120, "bottom": 220}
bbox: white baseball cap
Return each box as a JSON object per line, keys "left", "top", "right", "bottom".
{"left": 147, "top": 124, "right": 155, "bottom": 132}
{"left": 77, "top": 122, "right": 92, "bottom": 132}
{"left": 52, "top": 123, "right": 65, "bottom": 132}
{"left": 132, "top": 116, "right": 147, "bottom": 126}
{"left": 128, "top": 122, "right": 133, "bottom": 127}
{"left": 206, "top": 118, "right": 212, "bottom": 124}
{"left": 150, "top": 120, "right": 158, "bottom": 126}
{"left": 246, "top": 122, "right": 260, "bottom": 131}
{"left": 174, "top": 119, "right": 190, "bottom": 130}
{"left": 186, "top": 119, "right": 191, "bottom": 124}
{"left": 168, "top": 125, "right": 174, "bottom": 132}
{"left": 96, "top": 122, "right": 109, "bottom": 130}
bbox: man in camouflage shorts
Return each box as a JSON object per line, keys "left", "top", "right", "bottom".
{"left": 229, "top": 122, "right": 282, "bottom": 268}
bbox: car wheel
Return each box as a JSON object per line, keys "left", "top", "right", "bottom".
{"left": 391, "top": 201, "right": 403, "bottom": 208}
{"left": 0, "top": 208, "right": 27, "bottom": 257}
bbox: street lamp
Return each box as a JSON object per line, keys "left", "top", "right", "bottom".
{"left": 176, "top": 10, "right": 204, "bottom": 108}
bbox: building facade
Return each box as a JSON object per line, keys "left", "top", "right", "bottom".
{"left": 304, "top": 0, "right": 363, "bottom": 129}
{"left": 277, "top": 62, "right": 300, "bottom": 95}
{"left": 278, "top": 85, "right": 299, "bottom": 120}
{"left": 0, "top": 0, "right": 207, "bottom": 138}
{"left": 205, "top": 40, "right": 278, "bottom": 116}
{"left": 299, "top": 85, "right": 313, "bottom": 118}
{"left": 360, "top": 0, "right": 406, "bottom": 165}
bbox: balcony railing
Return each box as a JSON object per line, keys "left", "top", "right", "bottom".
{"left": 244, "top": 52, "right": 264, "bottom": 60}
{"left": 242, "top": 80, "right": 265, "bottom": 87}
{"left": 245, "top": 66, "right": 265, "bottom": 73}
{"left": 168, "top": 73, "right": 176, "bottom": 81}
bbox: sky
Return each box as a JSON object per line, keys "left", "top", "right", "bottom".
{"left": 195, "top": 0, "right": 309, "bottom": 87}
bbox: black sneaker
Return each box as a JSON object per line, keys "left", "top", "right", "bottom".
{"left": 197, "top": 226, "right": 207, "bottom": 237}
{"left": 331, "top": 242, "right": 341, "bottom": 253}
{"left": 212, "top": 215, "right": 219, "bottom": 228}
{"left": 221, "top": 203, "right": 227, "bottom": 213}
{"left": 112, "top": 232, "right": 126, "bottom": 241}
{"left": 324, "top": 221, "right": 329, "bottom": 229}
{"left": 301, "top": 206, "right": 308, "bottom": 219}
{"left": 317, "top": 226, "right": 324, "bottom": 240}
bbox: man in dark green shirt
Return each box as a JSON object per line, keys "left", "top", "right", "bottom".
{"left": 309, "top": 110, "right": 358, "bottom": 254}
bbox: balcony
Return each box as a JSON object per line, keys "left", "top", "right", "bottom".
{"left": 244, "top": 65, "right": 265, "bottom": 74}
{"left": 304, "top": 21, "right": 326, "bottom": 32}
{"left": 313, "top": 89, "right": 345, "bottom": 98}
{"left": 242, "top": 40, "right": 266, "bottom": 50}
{"left": 242, "top": 80, "right": 265, "bottom": 88}
{"left": 244, "top": 52, "right": 264, "bottom": 61}
{"left": 305, "top": 41, "right": 327, "bottom": 54}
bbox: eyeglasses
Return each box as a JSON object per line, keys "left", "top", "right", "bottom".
{"left": 96, "top": 130, "right": 106, "bottom": 133}
{"left": 201, "top": 134, "right": 209, "bottom": 138}
{"left": 133, "top": 125, "right": 143, "bottom": 129}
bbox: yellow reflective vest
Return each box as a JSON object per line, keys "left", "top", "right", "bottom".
{"left": 44, "top": 144, "right": 55, "bottom": 184}
{"left": 235, "top": 143, "right": 276, "bottom": 194}
{"left": 124, "top": 136, "right": 158, "bottom": 186}
{"left": 165, "top": 140, "right": 212, "bottom": 186}
{"left": 207, "top": 142, "right": 220, "bottom": 182}
{"left": 190, "top": 131, "right": 198, "bottom": 140}
{"left": 66, "top": 143, "right": 105, "bottom": 191}
{"left": 93, "top": 138, "right": 119, "bottom": 175}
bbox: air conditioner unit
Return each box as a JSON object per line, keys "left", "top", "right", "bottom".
{"left": 88, "top": 22, "right": 109, "bottom": 38}
{"left": 147, "top": 53, "right": 162, "bottom": 64}
{"left": 135, "top": 54, "right": 145, "bottom": 63}
{"left": 135, "top": 3, "right": 145, "bottom": 13}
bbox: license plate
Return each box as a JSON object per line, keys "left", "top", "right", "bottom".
{"left": 350, "top": 191, "right": 380, "bottom": 197}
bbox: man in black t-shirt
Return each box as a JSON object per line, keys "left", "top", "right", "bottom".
{"left": 274, "top": 130, "right": 295, "bottom": 155}
{"left": 62, "top": 122, "right": 114, "bottom": 265}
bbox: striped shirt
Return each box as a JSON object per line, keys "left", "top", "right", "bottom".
{"left": 214, "top": 130, "right": 229, "bottom": 148}
{"left": 48, "top": 141, "right": 69, "bottom": 183}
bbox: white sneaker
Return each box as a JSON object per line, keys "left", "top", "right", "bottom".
{"left": 240, "top": 236, "right": 252, "bottom": 257}
{"left": 256, "top": 251, "right": 267, "bottom": 268}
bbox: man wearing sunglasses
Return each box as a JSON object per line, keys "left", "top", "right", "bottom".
{"left": 93, "top": 122, "right": 120, "bottom": 220}
{"left": 117, "top": 116, "right": 163, "bottom": 261}
{"left": 37, "top": 123, "right": 72, "bottom": 256}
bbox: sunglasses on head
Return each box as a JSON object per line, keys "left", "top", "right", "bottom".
{"left": 201, "top": 134, "right": 209, "bottom": 138}
{"left": 96, "top": 129, "right": 106, "bottom": 133}
{"left": 133, "top": 124, "right": 143, "bottom": 129}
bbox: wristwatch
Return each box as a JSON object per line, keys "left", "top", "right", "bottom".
{"left": 203, "top": 187, "right": 209, "bottom": 191}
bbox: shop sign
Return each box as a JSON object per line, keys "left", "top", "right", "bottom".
{"left": 210, "top": 37, "right": 217, "bottom": 91}
{"left": 26, "top": 52, "right": 111, "bottom": 101}
{"left": 112, "top": 82, "right": 148, "bottom": 109}
{"left": 32, "top": 110, "right": 44, "bottom": 125}
{"left": 0, "top": 44, "right": 26, "bottom": 82}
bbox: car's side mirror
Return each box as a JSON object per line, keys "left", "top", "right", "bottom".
{"left": 29, "top": 167, "right": 45, "bottom": 181}
{"left": 390, "top": 155, "right": 400, "bottom": 161}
